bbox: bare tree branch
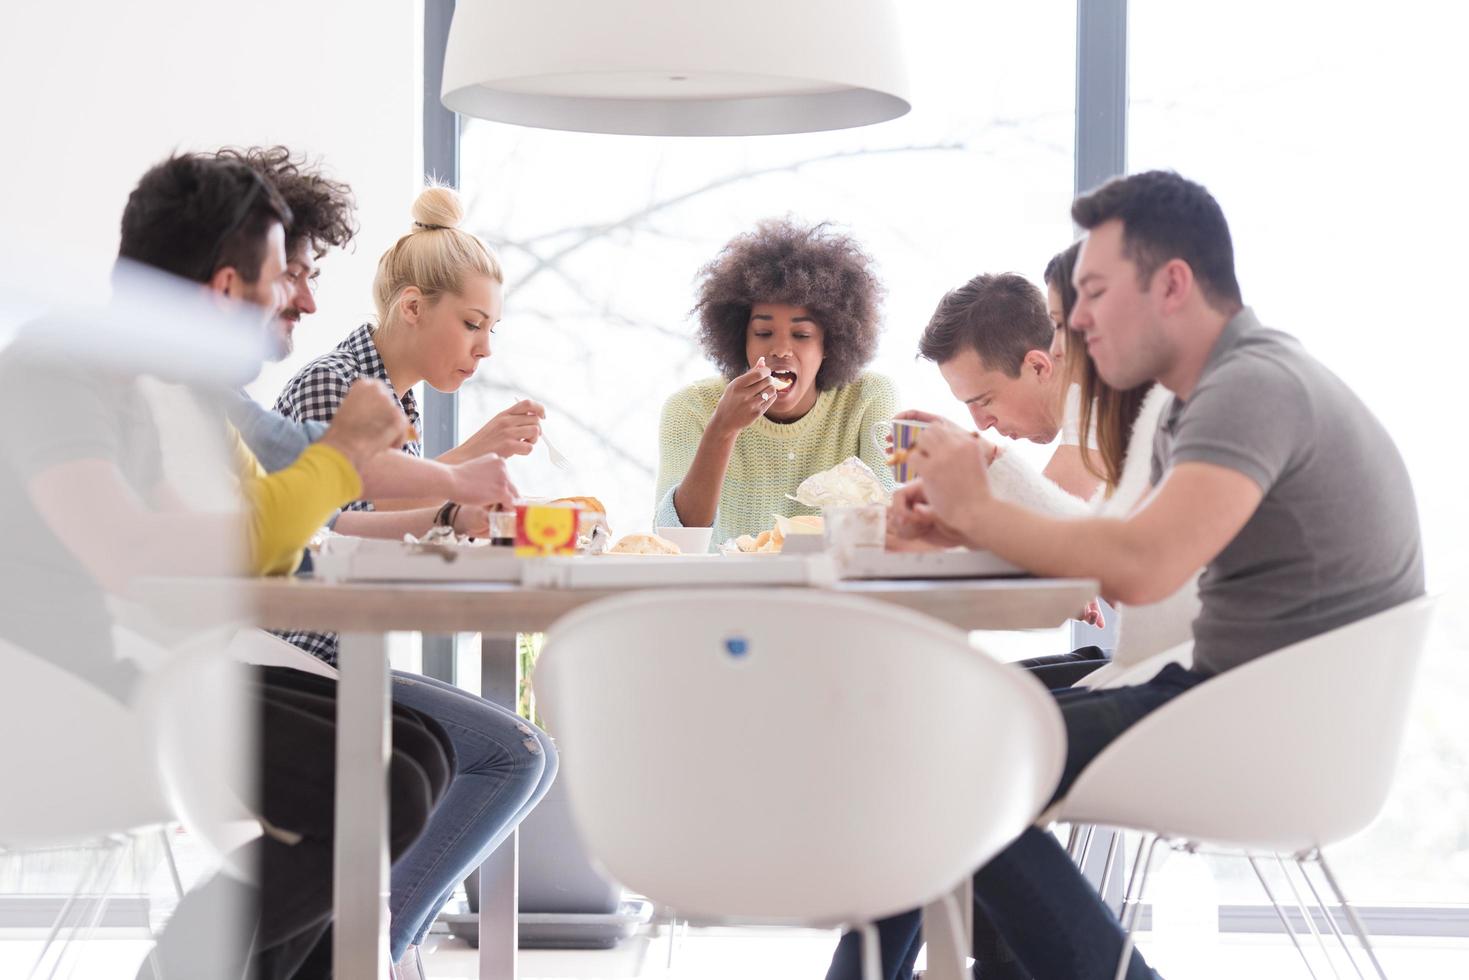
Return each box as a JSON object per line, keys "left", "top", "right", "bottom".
{"left": 465, "top": 379, "right": 658, "bottom": 478}
{"left": 505, "top": 142, "right": 967, "bottom": 290}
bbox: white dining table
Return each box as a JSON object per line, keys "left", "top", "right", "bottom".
{"left": 142, "top": 573, "right": 1097, "bottom": 980}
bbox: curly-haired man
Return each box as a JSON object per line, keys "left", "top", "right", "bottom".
{"left": 212, "top": 145, "right": 358, "bottom": 359}
{"left": 654, "top": 218, "right": 898, "bottom": 546}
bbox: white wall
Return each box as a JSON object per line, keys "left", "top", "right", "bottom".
{"left": 0, "top": 0, "right": 424, "bottom": 397}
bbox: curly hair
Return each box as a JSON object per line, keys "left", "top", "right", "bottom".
{"left": 214, "top": 146, "right": 357, "bottom": 259}
{"left": 693, "top": 218, "right": 883, "bottom": 390}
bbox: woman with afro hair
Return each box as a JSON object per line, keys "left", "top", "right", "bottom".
{"left": 654, "top": 218, "right": 897, "bottom": 547}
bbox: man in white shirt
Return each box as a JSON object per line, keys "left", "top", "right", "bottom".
{"left": 905, "top": 271, "right": 1100, "bottom": 500}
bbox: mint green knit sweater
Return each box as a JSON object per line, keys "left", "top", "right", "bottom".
{"left": 654, "top": 372, "right": 898, "bottom": 548}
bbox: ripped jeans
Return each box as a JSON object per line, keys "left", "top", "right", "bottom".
{"left": 387, "top": 671, "right": 558, "bottom": 960}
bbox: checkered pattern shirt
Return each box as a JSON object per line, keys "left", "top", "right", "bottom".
{"left": 271, "top": 323, "right": 421, "bottom": 666}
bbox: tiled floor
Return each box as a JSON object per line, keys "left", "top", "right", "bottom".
{"left": 2, "top": 924, "right": 1467, "bottom": 978}
{"left": 417, "top": 924, "right": 1469, "bottom": 980}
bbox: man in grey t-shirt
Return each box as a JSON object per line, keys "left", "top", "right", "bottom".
{"left": 826, "top": 172, "right": 1425, "bottom": 980}
{"left": 1150, "top": 307, "right": 1422, "bottom": 675}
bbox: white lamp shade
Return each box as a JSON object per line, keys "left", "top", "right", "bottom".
{"left": 441, "top": 0, "right": 910, "bottom": 136}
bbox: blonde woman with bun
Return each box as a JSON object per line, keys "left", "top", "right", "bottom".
{"left": 272, "top": 185, "right": 558, "bottom": 973}
{"left": 275, "top": 185, "right": 542, "bottom": 541}
{"left": 275, "top": 185, "right": 545, "bottom": 663}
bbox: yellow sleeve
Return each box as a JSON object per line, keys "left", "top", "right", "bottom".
{"left": 234, "top": 433, "right": 362, "bottom": 576}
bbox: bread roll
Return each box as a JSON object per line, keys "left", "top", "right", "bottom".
{"left": 608, "top": 532, "right": 681, "bottom": 556}
{"left": 551, "top": 496, "right": 606, "bottom": 514}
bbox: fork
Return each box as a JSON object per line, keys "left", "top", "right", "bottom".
{"left": 540, "top": 429, "right": 571, "bottom": 470}
{"left": 513, "top": 391, "right": 571, "bottom": 470}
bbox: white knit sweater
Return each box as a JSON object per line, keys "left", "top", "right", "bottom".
{"left": 986, "top": 384, "right": 1200, "bottom": 667}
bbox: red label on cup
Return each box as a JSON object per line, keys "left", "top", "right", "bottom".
{"left": 515, "top": 503, "right": 581, "bottom": 557}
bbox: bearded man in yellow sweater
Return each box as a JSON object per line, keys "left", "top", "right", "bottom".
{"left": 655, "top": 219, "right": 897, "bottom": 548}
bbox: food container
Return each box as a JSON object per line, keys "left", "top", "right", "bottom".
{"left": 655, "top": 526, "right": 714, "bottom": 554}
{"left": 488, "top": 509, "right": 517, "bottom": 547}
{"left": 823, "top": 503, "right": 887, "bottom": 559}
{"left": 516, "top": 502, "right": 582, "bottom": 557}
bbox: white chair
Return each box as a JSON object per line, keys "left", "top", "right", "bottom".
{"left": 0, "top": 639, "right": 179, "bottom": 979}
{"left": 533, "top": 589, "right": 1067, "bottom": 980}
{"left": 1061, "top": 641, "right": 1194, "bottom": 876}
{"left": 1075, "top": 640, "right": 1194, "bottom": 692}
{"left": 134, "top": 646, "right": 265, "bottom": 884}
{"left": 1055, "top": 596, "right": 1438, "bottom": 980}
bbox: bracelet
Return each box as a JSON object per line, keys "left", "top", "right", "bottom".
{"left": 433, "top": 501, "right": 460, "bottom": 528}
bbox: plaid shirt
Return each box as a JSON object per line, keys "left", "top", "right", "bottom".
{"left": 271, "top": 323, "right": 421, "bottom": 666}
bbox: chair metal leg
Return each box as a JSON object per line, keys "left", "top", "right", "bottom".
{"left": 1116, "top": 834, "right": 1149, "bottom": 931}
{"left": 28, "top": 844, "right": 112, "bottom": 980}
{"left": 1277, "top": 854, "right": 1340, "bottom": 979}
{"left": 1078, "top": 825, "right": 1097, "bottom": 870}
{"left": 920, "top": 885, "right": 971, "bottom": 980}
{"left": 1066, "top": 824, "right": 1082, "bottom": 859}
{"left": 46, "top": 839, "right": 128, "bottom": 980}
{"left": 1248, "top": 854, "right": 1319, "bottom": 980}
{"left": 1296, "top": 852, "right": 1368, "bottom": 980}
{"left": 1113, "top": 833, "right": 1161, "bottom": 980}
{"left": 954, "top": 875, "right": 973, "bottom": 952}
{"left": 1316, "top": 851, "right": 1389, "bottom": 980}
{"left": 68, "top": 840, "right": 130, "bottom": 979}
{"left": 1098, "top": 832, "right": 1123, "bottom": 903}
{"left": 158, "top": 827, "right": 185, "bottom": 902}
{"left": 859, "top": 921, "right": 882, "bottom": 980}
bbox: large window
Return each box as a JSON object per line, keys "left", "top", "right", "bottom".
{"left": 446, "top": 0, "right": 1468, "bottom": 929}
{"left": 1129, "top": 0, "right": 1469, "bottom": 910}
{"left": 456, "top": 1, "right": 1077, "bottom": 539}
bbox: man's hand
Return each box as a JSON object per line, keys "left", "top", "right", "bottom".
{"left": 883, "top": 521, "right": 950, "bottom": 553}
{"left": 447, "top": 453, "right": 518, "bottom": 509}
{"left": 892, "top": 408, "right": 948, "bottom": 426}
{"left": 888, "top": 410, "right": 1000, "bottom": 464}
{"left": 907, "top": 421, "right": 994, "bottom": 539}
{"left": 318, "top": 379, "right": 410, "bottom": 473}
{"left": 1079, "top": 598, "right": 1106, "bottom": 628}
{"left": 461, "top": 399, "right": 545, "bottom": 459}
{"left": 888, "top": 481, "right": 968, "bottom": 549}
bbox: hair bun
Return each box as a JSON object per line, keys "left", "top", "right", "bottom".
{"left": 410, "top": 185, "right": 465, "bottom": 232}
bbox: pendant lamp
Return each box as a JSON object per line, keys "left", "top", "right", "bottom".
{"left": 441, "top": 0, "right": 910, "bottom": 136}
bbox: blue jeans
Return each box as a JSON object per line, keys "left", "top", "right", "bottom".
{"left": 825, "top": 663, "right": 1207, "bottom": 980}
{"left": 387, "top": 671, "right": 559, "bottom": 959}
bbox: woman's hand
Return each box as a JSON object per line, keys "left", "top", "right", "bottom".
{"left": 707, "top": 358, "right": 779, "bottom": 439}
{"left": 462, "top": 399, "right": 545, "bottom": 459}
{"left": 451, "top": 504, "right": 492, "bottom": 539}
{"left": 1079, "top": 598, "right": 1106, "bottom": 628}
{"left": 447, "top": 453, "right": 519, "bottom": 509}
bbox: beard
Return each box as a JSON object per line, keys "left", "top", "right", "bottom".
{"left": 1092, "top": 328, "right": 1171, "bottom": 391}
{"left": 268, "top": 314, "right": 298, "bottom": 361}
